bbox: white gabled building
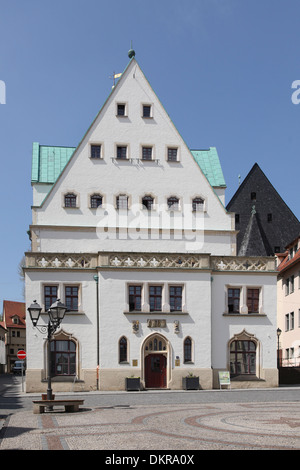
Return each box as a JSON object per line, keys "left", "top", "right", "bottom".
{"left": 24, "top": 51, "right": 278, "bottom": 392}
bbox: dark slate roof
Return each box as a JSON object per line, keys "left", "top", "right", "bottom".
{"left": 226, "top": 163, "right": 300, "bottom": 256}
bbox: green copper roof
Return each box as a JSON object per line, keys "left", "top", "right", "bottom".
{"left": 191, "top": 147, "right": 226, "bottom": 188}
{"left": 31, "top": 142, "right": 76, "bottom": 183}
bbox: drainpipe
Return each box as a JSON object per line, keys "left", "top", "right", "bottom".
{"left": 93, "top": 274, "right": 100, "bottom": 390}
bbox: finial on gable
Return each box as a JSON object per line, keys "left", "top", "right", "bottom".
{"left": 128, "top": 40, "right": 135, "bottom": 59}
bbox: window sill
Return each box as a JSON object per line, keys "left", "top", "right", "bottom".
{"left": 124, "top": 310, "right": 189, "bottom": 315}
{"left": 223, "top": 313, "right": 266, "bottom": 317}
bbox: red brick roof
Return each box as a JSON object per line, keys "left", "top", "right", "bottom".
{"left": 2, "top": 300, "right": 26, "bottom": 329}
{"left": 277, "top": 249, "right": 300, "bottom": 274}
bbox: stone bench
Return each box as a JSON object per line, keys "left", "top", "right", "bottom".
{"left": 33, "top": 399, "right": 84, "bottom": 414}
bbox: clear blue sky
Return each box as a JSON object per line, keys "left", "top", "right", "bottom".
{"left": 1, "top": 0, "right": 299, "bottom": 308}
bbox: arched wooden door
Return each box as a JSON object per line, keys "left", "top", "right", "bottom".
{"left": 145, "top": 354, "right": 167, "bottom": 388}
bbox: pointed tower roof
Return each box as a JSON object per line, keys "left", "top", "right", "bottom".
{"left": 227, "top": 163, "right": 300, "bottom": 255}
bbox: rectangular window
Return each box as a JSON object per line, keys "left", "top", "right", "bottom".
{"left": 285, "top": 313, "right": 290, "bottom": 331}
{"left": 91, "top": 144, "right": 101, "bottom": 159}
{"left": 247, "top": 288, "right": 259, "bottom": 313}
{"left": 228, "top": 288, "right": 240, "bottom": 313}
{"left": 129, "top": 286, "right": 142, "bottom": 311}
{"left": 116, "top": 146, "right": 127, "bottom": 159}
{"left": 44, "top": 285, "right": 58, "bottom": 311}
{"left": 117, "top": 103, "right": 126, "bottom": 116}
{"left": 170, "top": 286, "right": 182, "bottom": 312}
{"left": 149, "top": 286, "right": 162, "bottom": 312}
{"left": 167, "top": 148, "right": 178, "bottom": 161}
{"left": 142, "top": 146, "right": 153, "bottom": 160}
{"left": 142, "top": 105, "right": 151, "bottom": 118}
{"left": 65, "top": 286, "right": 79, "bottom": 311}
{"left": 291, "top": 312, "right": 295, "bottom": 329}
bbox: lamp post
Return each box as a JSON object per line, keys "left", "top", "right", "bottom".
{"left": 277, "top": 328, "right": 282, "bottom": 368}
{"left": 28, "top": 299, "right": 67, "bottom": 400}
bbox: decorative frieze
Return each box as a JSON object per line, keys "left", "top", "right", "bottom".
{"left": 24, "top": 251, "right": 276, "bottom": 272}
{"left": 100, "top": 252, "right": 210, "bottom": 270}
{"left": 211, "top": 256, "right": 276, "bottom": 272}
{"left": 25, "top": 252, "right": 98, "bottom": 269}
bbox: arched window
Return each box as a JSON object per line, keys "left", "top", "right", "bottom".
{"left": 142, "top": 195, "right": 154, "bottom": 210}
{"left": 116, "top": 194, "right": 128, "bottom": 210}
{"left": 230, "top": 340, "right": 256, "bottom": 376}
{"left": 167, "top": 197, "right": 179, "bottom": 210}
{"left": 90, "top": 194, "right": 103, "bottom": 208}
{"left": 50, "top": 340, "right": 76, "bottom": 376}
{"left": 64, "top": 193, "right": 77, "bottom": 208}
{"left": 192, "top": 197, "right": 204, "bottom": 211}
{"left": 184, "top": 337, "right": 192, "bottom": 363}
{"left": 119, "top": 336, "right": 128, "bottom": 363}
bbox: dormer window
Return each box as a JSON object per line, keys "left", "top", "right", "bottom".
{"left": 64, "top": 193, "right": 77, "bottom": 208}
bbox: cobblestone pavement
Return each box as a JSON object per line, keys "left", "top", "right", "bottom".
{"left": 1, "top": 400, "right": 300, "bottom": 451}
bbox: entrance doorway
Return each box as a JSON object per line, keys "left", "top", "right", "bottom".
{"left": 145, "top": 354, "right": 167, "bottom": 388}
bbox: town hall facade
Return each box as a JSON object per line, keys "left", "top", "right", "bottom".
{"left": 24, "top": 52, "right": 278, "bottom": 392}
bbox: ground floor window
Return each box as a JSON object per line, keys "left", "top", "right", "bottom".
{"left": 230, "top": 340, "right": 256, "bottom": 376}
{"left": 50, "top": 340, "right": 76, "bottom": 376}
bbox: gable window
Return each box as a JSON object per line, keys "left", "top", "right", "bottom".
{"left": 129, "top": 286, "right": 142, "bottom": 311}
{"left": 192, "top": 197, "right": 204, "bottom": 212}
{"left": 228, "top": 288, "right": 240, "bottom": 313}
{"left": 247, "top": 288, "right": 259, "bottom": 313}
{"left": 142, "top": 146, "right": 153, "bottom": 160}
{"left": 50, "top": 340, "right": 76, "bottom": 376}
{"left": 167, "top": 147, "right": 178, "bottom": 161}
{"left": 116, "top": 194, "right": 128, "bottom": 210}
{"left": 91, "top": 144, "right": 101, "bottom": 159}
{"left": 119, "top": 336, "right": 128, "bottom": 363}
{"left": 90, "top": 194, "right": 103, "bottom": 208}
{"left": 44, "top": 285, "right": 58, "bottom": 311}
{"left": 142, "top": 104, "right": 152, "bottom": 118}
{"left": 170, "top": 286, "right": 182, "bottom": 312}
{"left": 64, "top": 193, "right": 77, "bottom": 208}
{"left": 65, "top": 286, "right": 79, "bottom": 311}
{"left": 251, "top": 192, "right": 256, "bottom": 201}
{"left": 116, "top": 146, "right": 127, "bottom": 160}
{"left": 149, "top": 286, "right": 162, "bottom": 312}
{"left": 167, "top": 196, "right": 179, "bottom": 211}
{"left": 184, "top": 337, "right": 192, "bottom": 363}
{"left": 117, "top": 103, "right": 126, "bottom": 116}
{"left": 142, "top": 195, "right": 154, "bottom": 210}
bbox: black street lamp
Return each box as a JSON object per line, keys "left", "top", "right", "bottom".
{"left": 28, "top": 299, "right": 67, "bottom": 400}
{"left": 277, "top": 328, "right": 282, "bottom": 368}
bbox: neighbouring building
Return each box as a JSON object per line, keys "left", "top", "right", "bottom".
{"left": 24, "top": 51, "right": 278, "bottom": 393}
{"left": 1, "top": 300, "right": 26, "bottom": 372}
{"left": 276, "top": 235, "right": 300, "bottom": 367}
{"left": 0, "top": 323, "right": 7, "bottom": 373}
{"left": 226, "top": 163, "right": 300, "bottom": 256}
